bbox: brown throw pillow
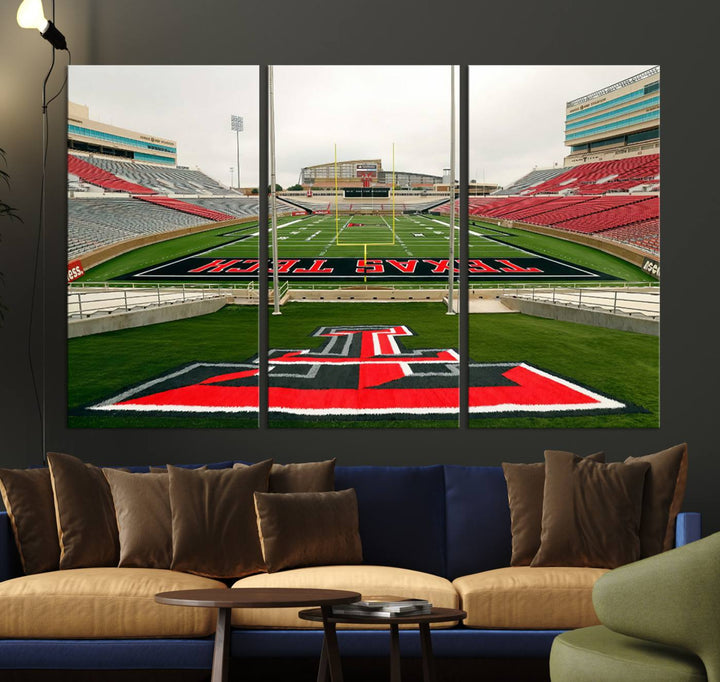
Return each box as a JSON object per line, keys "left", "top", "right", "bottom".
{"left": 254, "top": 489, "right": 362, "bottom": 573}
{"left": 103, "top": 469, "right": 173, "bottom": 569}
{"left": 626, "top": 443, "right": 688, "bottom": 556}
{"left": 148, "top": 465, "right": 210, "bottom": 473}
{"left": 532, "top": 451, "right": 650, "bottom": 569}
{"left": 47, "top": 452, "right": 120, "bottom": 569}
{"left": 502, "top": 451, "right": 605, "bottom": 566}
{"left": 0, "top": 468, "right": 59, "bottom": 574}
{"left": 234, "top": 459, "right": 336, "bottom": 493}
{"left": 168, "top": 460, "right": 272, "bottom": 579}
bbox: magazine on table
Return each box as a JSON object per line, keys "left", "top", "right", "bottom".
{"left": 332, "top": 596, "right": 432, "bottom": 618}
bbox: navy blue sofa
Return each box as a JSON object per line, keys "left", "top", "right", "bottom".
{"left": 0, "top": 464, "right": 702, "bottom": 672}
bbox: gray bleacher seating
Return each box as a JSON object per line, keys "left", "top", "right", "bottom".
{"left": 287, "top": 198, "right": 443, "bottom": 213}
{"left": 86, "top": 157, "right": 231, "bottom": 195}
{"left": 68, "top": 198, "right": 210, "bottom": 259}
{"left": 493, "top": 167, "right": 569, "bottom": 195}
{"left": 191, "top": 197, "right": 261, "bottom": 218}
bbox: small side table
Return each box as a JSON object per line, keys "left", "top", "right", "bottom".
{"left": 299, "top": 606, "right": 467, "bottom": 682}
{"left": 156, "top": 587, "right": 360, "bottom": 682}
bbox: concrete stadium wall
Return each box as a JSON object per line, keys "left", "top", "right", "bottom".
{"left": 68, "top": 297, "right": 229, "bottom": 338}
{"left": 501, "top": 297, "right": 659, "bottom": 336}
{"left": 288, "top": 289, "right": 447, "bottom": 302}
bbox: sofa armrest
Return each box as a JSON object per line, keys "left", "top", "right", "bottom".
{"left": 593, "top": 532, "right": 720, "bottom": 682}
{"left": 675, "top": 512, "right": 701, "bottom": 547}
{"left": 0, "top": 512, "right": 23, "bottom": 582}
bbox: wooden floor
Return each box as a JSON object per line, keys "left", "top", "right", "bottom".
{"left": 3, "top": 657, "right": 551, "bottom": 682}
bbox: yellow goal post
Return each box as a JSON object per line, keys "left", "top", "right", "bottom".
{"left": 334, "top": 143, "right": 397, "bottom": 249}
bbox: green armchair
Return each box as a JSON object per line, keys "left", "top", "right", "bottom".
{"left": 550, "top": 532, "right": 720, "bottom": 682}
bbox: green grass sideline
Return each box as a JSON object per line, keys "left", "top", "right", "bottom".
{"left": 68, "top": 302, "right": 658, "bottom": 429}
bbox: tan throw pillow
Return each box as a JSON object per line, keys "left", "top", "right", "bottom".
{"left": 0, "top": 468, "right": 59, "bottom": 574}
{"left": 502, "top": 451, "right": 604, "bottom": 566}
{"left": 532, "top": 451, "right": 649, "bottom": 569}
{"left": 234, "top": 459, "right": 336, "bottom": 493}
{"left": 103, "top": 469, "right": 173, "bottom": 569}
{"left": 47, "top": 452, "right": 120, "bottom": 569}
{"left": 168, "top": 460, "right": 273, "bottom": 579}
{"left": 254, "top": 489, "right": 362, "bottom": 573}
{"left": 625, "top": 443, "right": 688, "bottom": 556}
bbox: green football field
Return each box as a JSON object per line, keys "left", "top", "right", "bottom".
{"left": 70, "top": 212, "right": 658, "bottom": 429}
{"left": 169, "top": 213, "right": 458, "bottom": 259}
{"left": 68, "top": 302, "right": 658, "bottom": 429}
{"left": 78, "top": 213, "right": 654, "bottom": 285}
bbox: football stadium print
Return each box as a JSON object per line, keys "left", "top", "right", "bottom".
{"left": 67, "top": 65, "right": 659, "bottom": 429}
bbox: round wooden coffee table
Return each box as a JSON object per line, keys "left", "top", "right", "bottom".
{"left": 155, "top": 587, "right": 360, "bottom": 682}
{"left": 299, "top": 606, "right": 467, "bottom": 682}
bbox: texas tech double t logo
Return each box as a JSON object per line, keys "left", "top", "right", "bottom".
{"left": 87, "top": 325, "right": 631, "bottom": 420}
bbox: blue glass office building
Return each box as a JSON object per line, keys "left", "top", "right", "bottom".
{"left": 564, "top": 66, "right": 659, "bottom": 166}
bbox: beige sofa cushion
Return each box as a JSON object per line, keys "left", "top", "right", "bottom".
{"left": 453, "top": 567, "right": 609, "bottom": 629}
{"left": 232, "top": 565, "right": 458, "bottom": 629}
{"left": 0, "top": 568, "right": 227, "bottom": 638}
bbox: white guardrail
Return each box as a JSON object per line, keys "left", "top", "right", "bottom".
{"left": 67, "top": 281, "right": 290, "bottom": 318}
{"left": 68, "top": 281, "right": 659, "bottom": 318}
{"left": 501, "top": 286, "right": 660, "bottom": 318}
{"left": 67, "top": 284, "right": 239, "bottom": 319}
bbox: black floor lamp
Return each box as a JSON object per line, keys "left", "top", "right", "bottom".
{"left": 16, "top": 0, "right": 70, "bottom": 463}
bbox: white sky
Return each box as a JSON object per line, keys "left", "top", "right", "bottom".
{"left": 69, "top": 65, "right": 259, "bottom": 188}
{"left": 68, "top": 64, "right": 655, "bottom": 190}
{"left": 273, "top": 65, "right": 451, "bottom": 188}
{"left": 470, "top": 65, "right": 655, "bottom": 185}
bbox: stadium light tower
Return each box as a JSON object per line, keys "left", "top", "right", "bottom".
{"left": 447, "top": 65, "right": 456, "bottom": 315}
{"left": 231, "top": 114, "right": 243, "bottom": 190}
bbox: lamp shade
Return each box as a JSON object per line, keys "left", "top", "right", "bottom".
{"left": 16, "top": 0, "right": 49, "bottom": 32}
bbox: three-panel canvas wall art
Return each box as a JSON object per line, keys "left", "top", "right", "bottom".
{"left": 66, "top": 65, "right": 660, "bottom": 429}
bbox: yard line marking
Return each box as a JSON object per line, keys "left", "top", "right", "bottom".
{"left": 393, "top": 230, "right": 414, "bottom": 257}
{"left": 134, "top": 218, "right": 309, "bottom": 275}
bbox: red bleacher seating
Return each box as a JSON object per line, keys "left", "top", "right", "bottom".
{"left": 598, "top": 220, "right": 659, "bottom": 254}
{"left": 136, "top": 196, "right": 235, "bottom": 222}
{"left": 466, "top": 195, "right": 658, "bottom": 235}
{"left": 68, "top": 155, "right": 156, "bottom": 195}
{"left": 522, "top": 154, "right": 659, "bottom": 195}
{"left": 445, "top": 155, "right": 660, "bottom": 256}
{"left": 554, "top": 197, "right": 658, "bottom": 233}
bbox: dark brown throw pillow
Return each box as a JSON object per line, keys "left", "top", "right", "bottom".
{"left": 254, "top": 489, "right": 362, "bottom": 573}
{"left": 502, "top": 451, "right": 605, "bottom": 566}
{"left": 532, "top": 451, "right": 650, "bottom": 569}
{"left": 168, "top": 460, "right": 272, "bottom": 579}
{"left": 625, "top": 443, "right": 688, "bottom": 556}
{"left": 47, "top": 452, "right": 120, "bottom": 569}
{"left": 0, "top": 468, "right": 60, "bottom": 574}
{"left": 234, "top": 459, "right": 336, "bottom": 493}
{"left": 103, "top": 469, "right": 173, "bottom": 569}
